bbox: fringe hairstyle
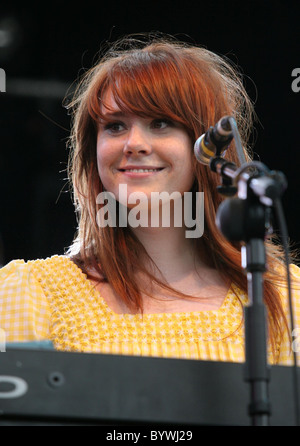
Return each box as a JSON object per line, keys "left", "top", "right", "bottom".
{"left": 65, "top": 33, "right": 290, "bottom": 361}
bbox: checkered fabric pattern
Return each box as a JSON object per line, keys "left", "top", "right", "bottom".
{"left": 0, "top": 255, "right": 299, "bottom": 365}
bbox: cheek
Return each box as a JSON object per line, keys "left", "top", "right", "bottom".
{"left": 96, "top": 141, "right": 112, "bottom": 188}
{"left": 96, "top": 147, "right": 106, "bottom": 170}
{"left": 180, "top": 141, "right": 195, "bottom": 186}
{"left": 182, "top": 167, "right": 196, "bottom": 192}
{"left": 180, "top": 149, "right": 196, "bottom": 191}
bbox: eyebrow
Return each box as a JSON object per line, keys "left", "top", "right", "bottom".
{"left": 101, "top": 110, "right": 126, "bottom": 119}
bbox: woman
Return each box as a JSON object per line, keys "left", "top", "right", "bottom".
{"left": 0, "top": 34, "right": 299, "bottom": 363}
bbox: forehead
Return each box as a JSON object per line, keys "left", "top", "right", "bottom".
{"left": 100, "top": 88, "right": 120, "bottom": 115}
{"left": 99, "top": 85, "right": 164, "bottom": 121}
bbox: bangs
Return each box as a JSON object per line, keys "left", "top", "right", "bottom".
{"left": 84, "top": 42, "right": 240, "bottom": 145}
{"left": 87, "top": 49, "right": 198, "bottom": 131}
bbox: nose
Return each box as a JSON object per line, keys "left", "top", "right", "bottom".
{"left": 123, "top": 125, "right": 152, "bottom": 156}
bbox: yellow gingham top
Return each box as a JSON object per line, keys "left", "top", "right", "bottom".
{"left": 0, "top": 255, "right": 299, "bottom": 364}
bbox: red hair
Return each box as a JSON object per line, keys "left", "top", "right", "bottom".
{"left": 66, "top": 35, "right": 290, "bottom": 361}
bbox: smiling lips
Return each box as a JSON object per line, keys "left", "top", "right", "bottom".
{"left": 118, "top": 166, "right": 165, "bottom": 173}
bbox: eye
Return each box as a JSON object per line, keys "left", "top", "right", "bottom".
{"left": 151, "top": 119, "right": 173, "bottom": 130}
{"left": 103, "top": 121, "right": 126, "bottom": 133}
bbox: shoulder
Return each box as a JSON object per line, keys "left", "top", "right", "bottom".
{"left": 289, "top": 264, "right": 300, "bottom": 313}
{"left": 274, "top": 263, "right": 300, "bottom": 343}
{"left": 25, "top": 255, "right": 88, "bottom": 293}
{"left": 275, "top": 263, "right": 300, "bottom": 297}
{"left": 0, "top": 255, "right": 75, "bottom": 283}
{"left": 272, "top": 263, "right": 300, "bottom": 305}
{"left": 0, "top": 258, "right": 27, "bottom": 278}
{"left": 290, "top": 263, "right": 300, "bottom": 285}
{"left": 0, "top": 254, "right": 77, "bottom": 318}
{"left": 0, "top": 257, "right": 64, "bottom": 342}
{"left": 0, "top": 258, "right": 38, "bottom": 294}
{"left": 272, "top": 263, "right": 300, "bottom": 364}
{"left": 27, "top": 255, "right": 79, "bottom": 278}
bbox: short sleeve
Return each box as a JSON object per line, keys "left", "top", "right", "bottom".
{"left": 277, "top": 263, "right": 300, "bottom": 364}
{"left": 0, "top": 259, "right": 51, "bottom": 342}
{"left": 290, "top": 263, "right": 300, "bottom": 337}
{"left": 286, "top": 264, "right": 300, "bottom": 325}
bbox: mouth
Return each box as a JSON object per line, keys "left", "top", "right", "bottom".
{"left": 118, "top": 167, "right": 165, "bottom": 173}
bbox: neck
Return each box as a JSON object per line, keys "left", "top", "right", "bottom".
{"left": 131, "top": 224, "right": 204, "bottom": 282}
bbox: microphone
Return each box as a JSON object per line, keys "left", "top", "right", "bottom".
{"left": 194, "top": 116, "right": 233, "bottom": 165}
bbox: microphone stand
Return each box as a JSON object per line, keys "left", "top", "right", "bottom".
{"left": 209, "top": 156, "right": 287, "bottom": 426}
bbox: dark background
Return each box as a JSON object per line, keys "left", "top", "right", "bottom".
{"left": 0, "top": 0, "right": 299, "bottom": 265}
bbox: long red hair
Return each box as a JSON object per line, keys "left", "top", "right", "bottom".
{"left": 66, "top": 34, "right": 290, "bottom": 360}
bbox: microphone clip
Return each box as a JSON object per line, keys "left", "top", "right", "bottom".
{"left": 208, "top": 126, "right": 233, "bottom": 155}
{"left": 210, "top": 157, "right": 238, "bottom": 196}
